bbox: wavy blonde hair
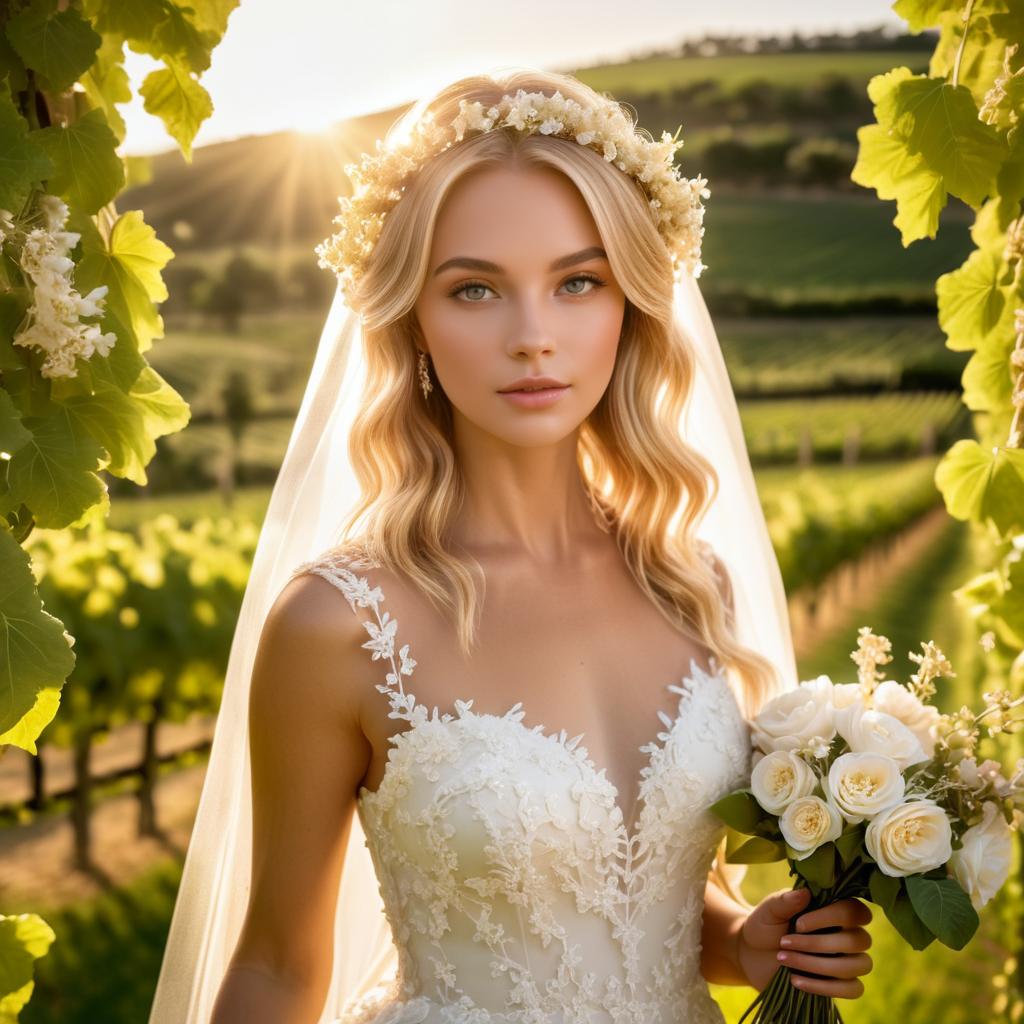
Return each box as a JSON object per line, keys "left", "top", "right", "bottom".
{"left": 333, "top": 68, "right": 784, "bottom": 907}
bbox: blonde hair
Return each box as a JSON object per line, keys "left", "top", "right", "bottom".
{"left": 333, "top": 68, "right": 782, "bottom": 907}
{"left": 337, "top": 66, "right": 784, "bottom": 716}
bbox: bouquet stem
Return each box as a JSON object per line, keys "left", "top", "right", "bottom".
{"left": 738, "top": 871, "right": 866, "bottom": 1024}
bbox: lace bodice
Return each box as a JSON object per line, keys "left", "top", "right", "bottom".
{"left": 289, "top": 546, "right": 753, "bottom": 1024}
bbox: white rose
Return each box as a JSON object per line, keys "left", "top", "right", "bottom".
{"left": 751, "top": 675, "right": 836, "bottom": 754}
{"left": 832, "top": 682, "right": 864, "bottom": 709}
{"left": 751, "top": 750, "right": 818, "bottom": 815}
{"left": 835, "top": 701, "right": 929, "bottom": 769}
{"left": 948, "top": 801, "right": 1013, "bottom": 910}
{"left": 864, "top": 799, "right": 953, "bottom": 877}
{"left": 779, "top": 794, "right": 843, "bottom": 859}
{"left": 871, "top": 680, "right": 940, "bottom": 759}
{"left": 828, "top": 751, "right": 905, "bottom": 823}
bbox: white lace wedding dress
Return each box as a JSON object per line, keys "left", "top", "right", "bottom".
{"left": 289, "top": 546, "right": 753, "bottom": 1024}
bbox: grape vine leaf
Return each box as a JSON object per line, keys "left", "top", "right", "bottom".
{"left": 853, "top": 68, "right": 1005, "bottom": 244}
{"left": 6, "top": 0, "right": 102, "bottom": 94}
{"left": 80, "top": 31, "right": 132, "bottom": 145}
{"left": 935, "top": 439, "right": 1024, "bottom": 534}
{"left": 31, "top": 105, "right": 125, "bottom": 215}
{"left": 139, "top": 55, "right": 213, "bottom": 162}
{"left": 0, "top": 389, "right": 32, "bottom": 459}
{"left": 0, "top": 529, "right": 75, "bottom": 743}
{"left": 937, "top": 249, "right": 1013, "bottom": 351}
{"left": 0, "top": 83, "right": 55, "bottom": 213}
{"left": 0, "top": 911, "right": 57, "bottom": 1015}
{"left": 5, "top": 405, "right": 110, "bottom": 528}
{"left": 892, "top": 0, "right": 954, "bottom": 33}
{"left": 74, "top": 207, "right": 174, "bottom": 352}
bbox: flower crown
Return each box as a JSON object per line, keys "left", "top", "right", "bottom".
{"left": 314, "top": 88, "right": 711, "bottom": 302}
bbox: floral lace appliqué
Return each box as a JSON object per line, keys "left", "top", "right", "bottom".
{"left": 293, "top": 546, "right": 751, "bottom": 1024}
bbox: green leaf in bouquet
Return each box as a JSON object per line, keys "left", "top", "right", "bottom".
{"left": 835, "top": 827, "right": 864, "bottom": 869}
{"left": 709, "top": 790, "right": 768, "bottom": 835}
{"left": 728, "top": 836, "right": 786, "bottom": 863}
{"left": 905, "top": 875, "right": 980, "bottom": 951}
{"left": 883, "top": 883, "right": 937, "bottom": 950}
{"left": 869, "top": 867, "right": 900, "bottom": 912}
{"left": 791, "top": 842, "right": 837, "bottom": 889}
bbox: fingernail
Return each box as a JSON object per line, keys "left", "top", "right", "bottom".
{"left": 787, "top": 889, "right": 805, "bottom": 901}
{"left": 779, "top": 937, "right": 792, "bottom": 947}
{"left": 777, "top": 952, "right": 788, "bottom": 962}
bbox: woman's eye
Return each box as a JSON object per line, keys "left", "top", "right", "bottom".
{"left": 454, "top": 282, "right": 494, "bottom": 302}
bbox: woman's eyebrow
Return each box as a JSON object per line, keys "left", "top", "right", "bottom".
{"left": 432, "top": 245, "right": 608, "bottom": 277}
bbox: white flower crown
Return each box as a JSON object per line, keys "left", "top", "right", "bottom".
{"left": 314, "top": 88, "right": 711, "bottom": 302}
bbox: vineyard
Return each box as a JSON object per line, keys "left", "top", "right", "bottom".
{"left": 1, "top": 8, "right": 1022, "bottom": 1024}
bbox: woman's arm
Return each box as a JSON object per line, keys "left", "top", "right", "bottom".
{"left": 211, "top": 573, "right": 373, "bottom": 1024}
{"left": 699, "top": 551, "right": 874, "bottom": 999}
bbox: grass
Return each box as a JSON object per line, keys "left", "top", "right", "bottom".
{"left": 572, "top": 50, "right": 932, "bottom": 97}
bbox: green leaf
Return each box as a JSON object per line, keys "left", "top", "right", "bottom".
{"left": 709, "top": 790, "right": 768, "bottom": 834}
{"left": 86, "top": 0, "right": 219, "bottom": 75}
{"left": 32, "top": 106, "right": 125, "bottom": 215}
{"left": 905, "top": 875, "right": 980, "bottom": 950}
{"left": 851, "top": 121, "right": 946, "bottom": 245}
{"left": 936, "top": 249, "right": 1012, "bottom": 352}
{"left": 0, "top": 20, "right": 29, "bottom": 93}
{"left": 80, "top": 31, "right": 132, "bottom": 145}
{"left": 0, "top": 389, "right": 32, "bottom": 459}
{"left": 0, "top": 528, "right": 75, "bottom": 740}
{"left": 5, "top": 405, "right": 108, "bottom": 528}
{"left": 0, "top": 81, "right": 54, "bottom": 214}
{"left": 874, "top": 76, "right": 1004, "bottom": 209}
{"left": 51, "top": 332, "right": 190, "bottom": 485}
{"left": 729, "top": 836, "right": 786, "bottom": 864}
{"left": 139, "top": 56, "right": 213, "bottom": 162}
{"left": 0, "top": 911, "right": 57, "bottom": 1018}
{"left": 793, "top": 842, "right": 837, "bottom": 888}
{"left": 6, "top": 0, "right": 102, "bottom": 93}
{"left": 892, "top": 0, "right": 956, "bottom": 33}
{"left": 883, "top": 884, "right": 937, "bottom": 950}
{"left": 962, "top": 342, "right": 1014, "bottom": 413}
{"left": 935, "top": 440, "right": 1024, "bottom": 534}
{"left": 74, "top": 208, "right": 174, "bottom": 351}
{"left": 0, "top": 685, "right": 61, "bottom": 755}
{"left": 869, "top": 867, "right": 900, "bottom": 912}
{"left": 835, "top": 827, "right": 864, "bottom": 869}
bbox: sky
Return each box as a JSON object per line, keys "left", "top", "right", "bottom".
{"left": 120, "top": 0, "right": 906, "bottom": 158}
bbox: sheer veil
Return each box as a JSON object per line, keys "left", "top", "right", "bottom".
{"left": 147, "top": 183, "right": 797, "bottom": 1024}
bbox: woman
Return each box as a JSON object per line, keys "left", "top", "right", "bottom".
{"left": 151, "top": 69, "right": 873, "bottom": 1024}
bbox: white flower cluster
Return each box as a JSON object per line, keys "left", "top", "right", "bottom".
{"left": 747, "top": 636, "right": 1020, "bottom": 910}
{"left": 314, "top": 87, "right": 710, "bottom": 303}
{"left": 1, "top": 194, "right": 116, "bottom": 380}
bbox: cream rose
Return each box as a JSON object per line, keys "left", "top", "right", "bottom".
{"left": 827, "top": 751, "right": 905, "bottom": 823}
{"left": 864, "top": 799, "right": 953, "bottom": 877}
{"left": 751, "top": 675, "right": 836, "bottom": 754}
{"left": 871, "top": 680, "right": 940, "bottom": 759}
{"left": 779, "top": 794, "right": 843, "bottom": 859}
{"left": 751, "top": 750, "right": 817, "bottom": 815}
{"left": 832, "top": 682, "right": 864, "bottom": 710}
{"left": 948, "top": 801, "right": 1013, "bottom": 910}
{"left": 835, "top": 701, "right": 929, "bottom": 769}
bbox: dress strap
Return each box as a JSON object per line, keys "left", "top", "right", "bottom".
{"left": 287, "top": 546, "right": 424, "bottom": 725}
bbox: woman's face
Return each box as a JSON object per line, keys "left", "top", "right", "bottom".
{"left": 413, "top": 164, "right": 626, "bottom": 448}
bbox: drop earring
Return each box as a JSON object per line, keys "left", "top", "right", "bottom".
{"left": 417, "top": 349, "right": 433, "bottom": 399}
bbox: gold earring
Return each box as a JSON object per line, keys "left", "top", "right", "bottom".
{"left": 417, "top": 349, "right": 433, "bottom": 399}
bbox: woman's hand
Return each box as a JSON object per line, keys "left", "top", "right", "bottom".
{"left": 737, "top": 887, "right": 874, "bottom": 998}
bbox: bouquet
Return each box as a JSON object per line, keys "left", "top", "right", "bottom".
{"left": 711, "top": 627, "right": 1024, "bottom": 1024}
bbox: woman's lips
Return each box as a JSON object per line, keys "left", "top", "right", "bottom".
{"left": 498, "top": 385, "right": 571, "bottom": 408}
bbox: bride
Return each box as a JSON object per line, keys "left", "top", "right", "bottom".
{"left": 149, "top": 68, "right": 873, "bottom": 1024}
